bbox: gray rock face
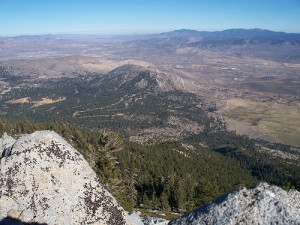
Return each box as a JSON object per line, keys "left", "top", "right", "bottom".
{"left": 0, "top": 131, "right": 130, "bottom": 225}
{"left": 169, "top": 183, "right": 300, "bottom": 225}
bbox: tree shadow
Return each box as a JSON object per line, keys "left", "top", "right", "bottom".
{"left": 0, "top": 217, "right": 47, "bottom": 225}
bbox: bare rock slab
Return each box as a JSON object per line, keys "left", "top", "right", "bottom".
{"left": 0, "top": 130, "right": 130, "bottom": 225}
{"left": 169, "top": 183, "right": 300, "bottom": 225}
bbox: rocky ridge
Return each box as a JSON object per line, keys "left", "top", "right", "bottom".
{"left": 105, "top": 64, "right": 185, "bottom": 92}
{"left": 169, "top": 183, "right": 300, "bottom": 225}
{"left": 0, "top": 131, "right": 130, "bottom": 225}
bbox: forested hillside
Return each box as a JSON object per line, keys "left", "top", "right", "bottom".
{"left": 1, "top": 118, "right": 299, "bottom": 219}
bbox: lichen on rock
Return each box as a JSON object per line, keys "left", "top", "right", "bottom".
{"left": 169, "top": 183, "right": 300, "bottom": 225}
{"left": 0, "top": 130, "right": 130, "bottom": 225}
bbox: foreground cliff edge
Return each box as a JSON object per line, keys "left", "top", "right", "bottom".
{"left": 0, "top": 131, "right": 130, "bottom": 225}
{"left": 169, "top": 182, "right": 300, "bottom": 225}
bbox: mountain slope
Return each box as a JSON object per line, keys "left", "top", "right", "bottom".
{"left": 103, "top": 64, "right": 184, "bottom": 92}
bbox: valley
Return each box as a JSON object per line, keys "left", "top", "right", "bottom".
{"left": 1, "top": 30, "right": 299, "bottom": 146}
{"left": 1, "top": 29, "right": 300, "bottom": 219}
{"left": 224, "top": 98, "right": 300, "bottom": 146}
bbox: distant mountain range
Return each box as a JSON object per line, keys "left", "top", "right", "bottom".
{"left": 1, "top": 28, "right": 300, "bottom": 40}
{"left": 138, "top": 28, "right": 300, "bottom": 63}
{"left": 1, "top": 28, "right": 300, "bottom": 62}
{"left": 159, "top": 28, "right": 300, "bottom": 39}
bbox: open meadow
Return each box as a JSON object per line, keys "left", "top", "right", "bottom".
{"left": 225, "top": 98, "right": 300, "bottom": 147}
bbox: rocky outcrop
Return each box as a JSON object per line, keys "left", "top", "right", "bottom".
{"left": 169, "top": 183, "right": 300, "bottom": 225}
{"left": 128, "top": 211, "right": 169, "bottom": 225}
{"left": 0, "top": 131, "right": 130, "bottom": 225}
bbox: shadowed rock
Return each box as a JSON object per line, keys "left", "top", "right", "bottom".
{"left": 0, "top": 216, "right": 47, "bottom": 225}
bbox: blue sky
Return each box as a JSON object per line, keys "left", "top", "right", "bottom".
{"left": 0, "top": 0, "right": 300, "bottom": 35}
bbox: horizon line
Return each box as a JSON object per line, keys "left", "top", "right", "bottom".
{"left": 1, "top": 27, "right": 300, "bottom": 37}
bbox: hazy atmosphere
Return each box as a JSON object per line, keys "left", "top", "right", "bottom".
{"left": 1, "top": 0, "right": 300, "bottom": 35}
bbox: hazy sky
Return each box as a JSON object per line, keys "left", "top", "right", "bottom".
{"left": 1, "top": 0, "right": 300, "bottom": 35}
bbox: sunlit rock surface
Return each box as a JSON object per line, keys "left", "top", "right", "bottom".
{"left": 169, "top": 183, "right": 300, "bottom": 225}
{"left": 0, "top": 131, "right": 130, "bottom": 225}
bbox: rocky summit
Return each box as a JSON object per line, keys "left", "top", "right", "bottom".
{"left": 169, "top": 183, "right": 300, "bottom": 225}
{"left": 0, "top": 131, "right": 130, "bottom": 225}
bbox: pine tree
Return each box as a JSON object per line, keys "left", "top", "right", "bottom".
{"left": 125, "top": 176, "right": 138, "bottom": 210}
{"left": 174, "top": 178, "right": 185, "bottom": 211}
{"left": 194, "top": 178, "right": 219, "bottom": 206}
{"left": 143, "top": 193, "right": 151, "bottom": 209}
{"left": 160, "top": 191, "right": 170, "bottom": 212}
{"left": 151, "top": 191, "right": 160, "bottom": 210}
{"left": 98, "top": 131, "right": 123, "bottom": 153}
{"left": 185, "top": 174, "right": 196, "bottom": 210}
